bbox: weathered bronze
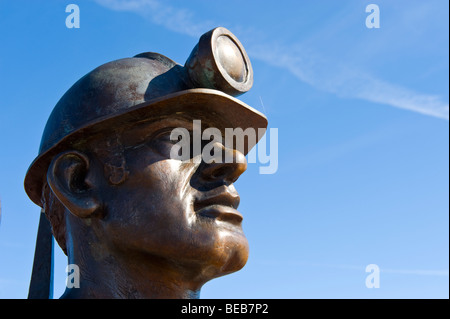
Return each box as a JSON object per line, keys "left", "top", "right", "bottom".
{"left": 24, "top": 27, "right": 267, "bottom": 299}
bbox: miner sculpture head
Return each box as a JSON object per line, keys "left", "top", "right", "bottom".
{"left": 24, "top": 27, "right": 267, "bottom": 298}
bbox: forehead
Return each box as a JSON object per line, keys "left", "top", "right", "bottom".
{"left": 83, "top": 111, "right": 232, "bottom": 153}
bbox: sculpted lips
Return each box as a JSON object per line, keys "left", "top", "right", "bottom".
{"left": 194, "top": 185, "right": 243, "bottom": 224}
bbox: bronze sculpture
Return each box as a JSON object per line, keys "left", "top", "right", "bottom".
{"left": 24, "top": 27, "right": 267, "bottom": 298}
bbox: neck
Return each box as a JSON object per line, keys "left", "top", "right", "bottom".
{"left": 60, "top": 241, "right": 203, "bottom": 299}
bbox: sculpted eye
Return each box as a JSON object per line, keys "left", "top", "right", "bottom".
{"left": 149, "top": 128, "right": 178, "bottom": 144}
{"left": 146, "top": 128, "right": 192, "bottom": 158}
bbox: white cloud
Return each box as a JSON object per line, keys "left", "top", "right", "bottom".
{"left": 94, "top": 0, "right": 213, "bottom": 37}
{"left": 249, "top": 43, "right": 449, "bottom": 120}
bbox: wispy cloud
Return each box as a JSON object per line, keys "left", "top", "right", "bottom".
{"left": 247, "top": 42, "right": 449, "bottom": 120}
{"left": 94, "top": 0, "right": 213, "bottom": 37}
{"left": 94, "top": 0, "right": 449, "bottom": 120}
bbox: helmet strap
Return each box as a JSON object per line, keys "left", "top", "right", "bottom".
{"left": 28, "top": 209, "right": 54, "bottom": 299}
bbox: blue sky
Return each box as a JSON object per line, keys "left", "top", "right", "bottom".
{"left": 0, "top": 0, "right": 448, "bottom": 298}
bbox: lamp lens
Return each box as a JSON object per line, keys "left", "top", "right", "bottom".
{"left": 215, "top": 35, "right": 247, "bottom": 83}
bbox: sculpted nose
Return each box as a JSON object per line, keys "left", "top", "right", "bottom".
{"left": 200, "top": 143, "right": 247, "bottom": 185}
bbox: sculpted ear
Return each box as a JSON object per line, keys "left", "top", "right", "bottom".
{"left": 47, "top": 151, "right": 100, "bottom": 218}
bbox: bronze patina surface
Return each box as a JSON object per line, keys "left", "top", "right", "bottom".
{"left": 25, "top": 27, "right": 267, "bottom": 299}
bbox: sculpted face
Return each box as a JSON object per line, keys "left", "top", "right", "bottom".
{"left": 95, "top": 117, "right": 249, "bottom": 282}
